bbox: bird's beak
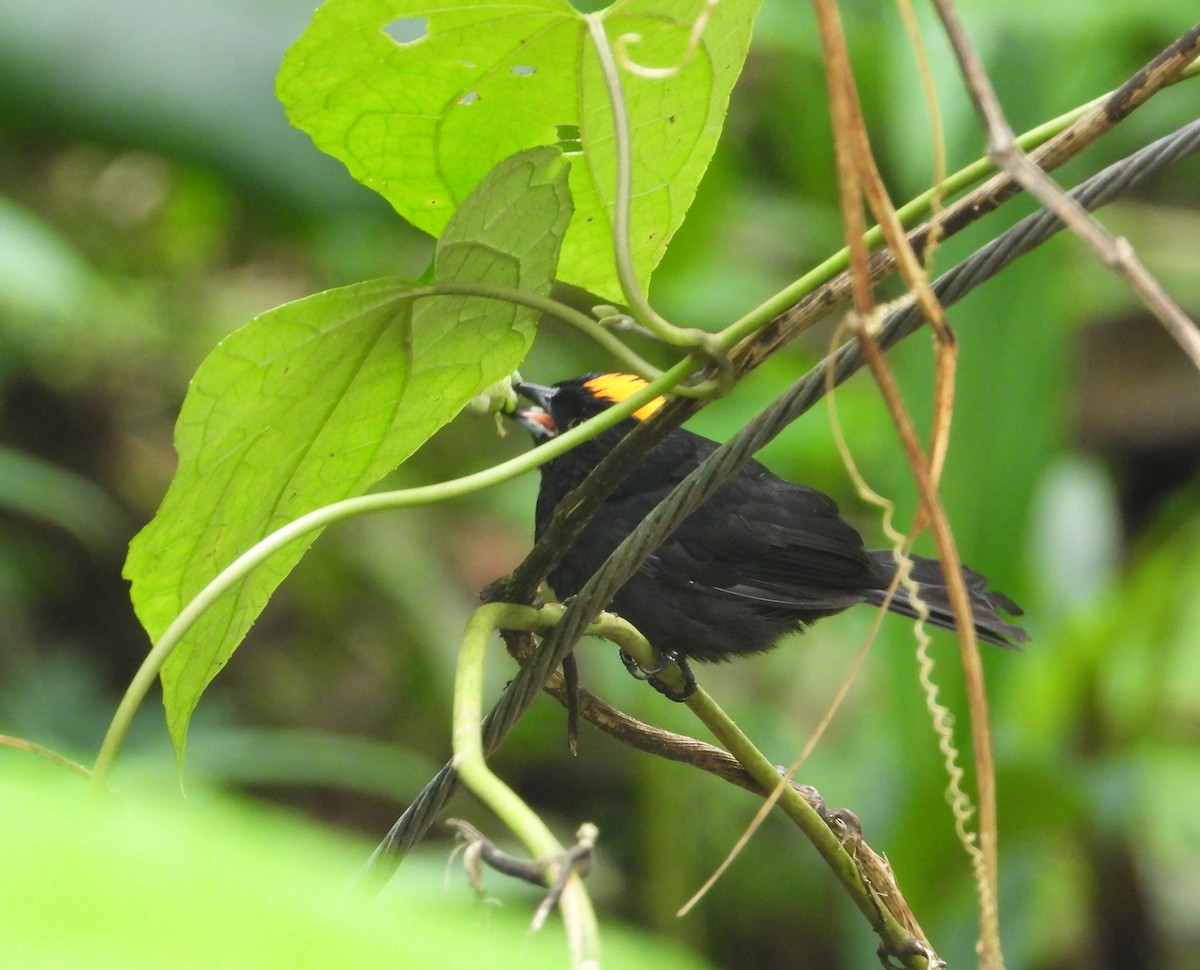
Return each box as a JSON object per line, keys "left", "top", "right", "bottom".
{"left": 509, "top": 381, "right": 559, "bottom": 443}
{"left": 514, "top": 381, "right": 555, "bottom": 410}
{"left": 509, "top": 406, "right": 557, "bottom": 443}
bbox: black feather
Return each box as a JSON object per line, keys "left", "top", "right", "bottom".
{"left": 515, "top": 374, "right": 1028, "bottom": 662}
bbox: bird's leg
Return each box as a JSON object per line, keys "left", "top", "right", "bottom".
{"left": 561, "top": 651, "right": 580, "bottom": 755}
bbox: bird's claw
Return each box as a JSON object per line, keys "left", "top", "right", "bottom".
{"left": 619, "top": 648, "right": 669, "bottom": 679}
{"left": 618, "top": 648, "right": 697, "bottom": 701}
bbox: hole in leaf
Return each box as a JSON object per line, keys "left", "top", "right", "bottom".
{"left": 555, "top": 123, "right": 583, "bottom": 156}
{"left": 458, "top": 91, "right": 479, "bottom": 106}
{"left": 510, "top": 65, "right": 537, "bottom": 76}
{"left": 384, "top": 17, "right": 428, "bottom": 45}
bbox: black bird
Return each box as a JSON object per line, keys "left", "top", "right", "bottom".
{"left": 512, "top": 373, "right": 1026, "bottom": 684}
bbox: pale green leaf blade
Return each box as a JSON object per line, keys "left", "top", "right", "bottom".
{"left": 128, "top": 279, "right": 416, "bottom": 750}
{"left": 277, "top": 0, "right": 761, "bottom": 300}
{"left": 126, "top": 147, "right": 572, "bottom": 762}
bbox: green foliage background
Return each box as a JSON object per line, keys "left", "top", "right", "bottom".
{"left": 1, "top": 1, "right": 1198, "bottom": 968}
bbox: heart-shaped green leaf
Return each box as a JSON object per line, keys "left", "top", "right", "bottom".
{"left": 125, "top": 147, "right": 572, "bottom": 764}
{"left": 278, "top": 0, "right": 760, "bottom": 300}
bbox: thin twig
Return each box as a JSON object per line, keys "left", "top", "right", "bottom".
{"left": 810, "top": 2, "right": 989, "bottom": 956}
{"left": 928, "top": 11, "right": 1200, "bottom": 966}
{"left": 731, "top": 35, "right": 1200, "bottom": 377}
{"left": 0, "top": 735, "right": 93, "bottom": 780}
{"left": 933, "top": 3, "right": 1200, "bottom": 372}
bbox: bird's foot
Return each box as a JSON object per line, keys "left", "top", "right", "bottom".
{"left": 618, "top": 648, "right": 697, "bottom": 702}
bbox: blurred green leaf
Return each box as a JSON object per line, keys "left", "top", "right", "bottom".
{"left": 0, "top": 196, "right": 96, "bottom": 318}
{"left": 125, "top": 147, "right": 572, "bottom": 764}
{"left": 0, "top": 766, "right": 714, "bottom": 970}
{"left": 0, "top": 445, "right": 125, "bottom": 552}
{"left": 277, "top": 0, "right": 761, "bottom": 300}
{"left": 0, "top": 0, "right": 363, "bottom": 210}
{"left": 159, "top": 727, "right": 442, "bottom": 799}
{"left": 1029, "top": 455, "right": 1121, "bottom": 614}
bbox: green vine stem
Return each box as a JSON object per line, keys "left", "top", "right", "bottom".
{"left": 584, "top": 14, "right": 725, "bottom": 369}
{"left": 451, "top": 602, "right": 681, "bottom": 966}
{"left": 89, "top": 358, "right": 699, "bottom": 789}
{"left": 495, "top": 605, "right": 937, "bottom": 967}
{"left": 609, "top": 639, "right": 935, "bottom": 965}
{"left": 454, "top": 603, "right": 600, "bottom": 968}
{"left": 578, "top": 18, "right": 1200, "bottom": 378}
{"left": 715, "top": 57, "right": 1200, "bottom": 353}
{"left": 409, "top": 281, "right": 665, "bottom": 382}
{"left": 682, "top": 685, "right": 935, "bottom": 965}
{"left": 716, "top": 97, "right": 1095, "bottom": 352}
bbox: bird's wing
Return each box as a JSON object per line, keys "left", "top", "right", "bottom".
{"left": 643, "top": 473, "right": 879, "bottom": 611}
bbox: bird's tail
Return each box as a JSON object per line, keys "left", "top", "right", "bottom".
{"left": 865, "top": 550, "right": 1028, "bottom": 648}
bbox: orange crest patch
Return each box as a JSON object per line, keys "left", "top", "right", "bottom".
{"left": 584, "top": 373, "right": 666, "bottom": 422}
